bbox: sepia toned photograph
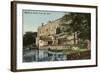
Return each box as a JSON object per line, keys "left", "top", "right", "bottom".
{"left": 11, "top": 1, "right": 97, "bottom": 72}
{"left": 23, "top": 10, "right": 91, "bottom": 62}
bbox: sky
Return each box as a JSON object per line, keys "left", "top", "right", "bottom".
{"left": 23, "top": 10, "right": 67, "bottom": 34}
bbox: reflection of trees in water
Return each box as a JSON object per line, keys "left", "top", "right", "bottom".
{"left": 23, "top": 48, "right": 91, "bottom": 62}
{"left": 23, "top": 49, "right": 67, "bottom": 62}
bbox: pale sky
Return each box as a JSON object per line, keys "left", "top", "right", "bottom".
{"left": 23, "top": 10, "right": 67, "bottom": 34}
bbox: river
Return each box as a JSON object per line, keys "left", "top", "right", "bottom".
{"left": 23, "top": 49, "right": 67, "bottom": 62}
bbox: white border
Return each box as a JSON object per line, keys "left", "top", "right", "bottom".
{"left": 17, "top": 3, "right": 96, "bottom": 69}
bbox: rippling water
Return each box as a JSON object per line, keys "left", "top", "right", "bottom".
{"left": 23, "top": 49, "right": 67, "bottom": 62}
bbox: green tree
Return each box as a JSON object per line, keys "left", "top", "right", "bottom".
{"left": 60, "top": 13, "right": 91, "bottom": 45}
{"left": 23, "top": 32, "right": 37, "bottom": 47}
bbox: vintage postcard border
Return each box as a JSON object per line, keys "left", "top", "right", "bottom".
{"left": 11, "top": 1, "right": 98, "bottom": 72}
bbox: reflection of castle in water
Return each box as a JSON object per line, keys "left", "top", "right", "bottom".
{"left": 23, "top": 49, "right": 67, "bottom": 62}
{"left": 36, "top": 18, "right": 74, "bottom": 50}
{"left": 38, "top": 49, "right": 67, "bottom": 61}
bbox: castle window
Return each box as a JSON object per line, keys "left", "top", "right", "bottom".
{"left": 56, "top": 27, "right": 61, "bottom": 34}
{"left": 46, "top": 29, "right": 48, "bottom": 31}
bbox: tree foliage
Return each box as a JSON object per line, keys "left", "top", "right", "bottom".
{"left": 60, "top": 13, "right": 91, "bottom": 41}
{"left": 23, "top": 32, "right": 37, "bottom": 46}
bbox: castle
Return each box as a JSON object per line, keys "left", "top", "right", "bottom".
{"left": 36, "top": 18, "right": 74, "bottom": 50}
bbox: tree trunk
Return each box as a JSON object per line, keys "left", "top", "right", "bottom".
{"left": 76, "top": 32, "right": 79, "bottom": 44}
{"left": 87, "top": 40, "right": 91, "bottom": 49}
{"left": 74, "top": 32, "right": 76, "bottom": 45}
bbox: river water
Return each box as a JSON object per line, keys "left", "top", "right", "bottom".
{"left": 23, "top": 49, "right": 67, "bottom": 62}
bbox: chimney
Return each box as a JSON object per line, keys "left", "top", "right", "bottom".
{"left": 42, "top": 23, "right": 44, "bottom": 26}
{"left": 48, "top": 21, "right": 52, "bottom": 23}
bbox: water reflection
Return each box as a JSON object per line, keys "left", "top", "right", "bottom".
{"left": 23, "top": 49, "right": 67, "bottom": 62}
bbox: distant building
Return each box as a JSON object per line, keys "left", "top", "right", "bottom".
{"left": 36, "top": 18, "right": 74, "bottom": 49}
